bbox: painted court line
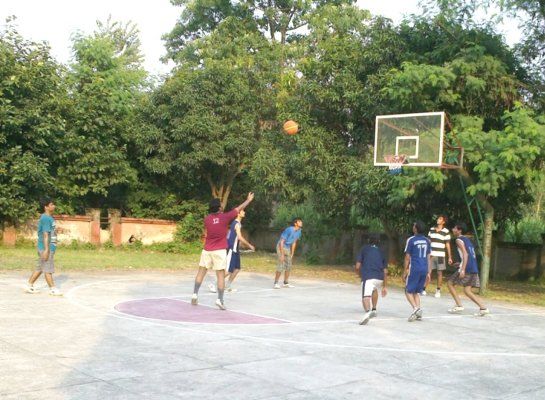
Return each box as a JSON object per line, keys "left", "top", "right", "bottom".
{"left": 62, "top": 279, "right": 545, "bottom": 358}
{"left": 115, "top": 297, "right": 293, "bottom": 324}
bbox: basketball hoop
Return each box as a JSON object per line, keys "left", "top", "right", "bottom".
{"left": 384, "top": 154, "right": 407, "bottom": 175}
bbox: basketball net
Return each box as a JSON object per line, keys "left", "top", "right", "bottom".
{"left": 384, "top": 154, "right": 407, "bottom": 175}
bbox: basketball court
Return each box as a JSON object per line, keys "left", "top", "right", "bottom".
{"left": 2, "top": 270, "right": 545, "bottom": 399}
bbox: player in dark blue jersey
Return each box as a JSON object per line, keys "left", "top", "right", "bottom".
{"left": 447, "top": 222, "right": 489, "bottom": 316}
{"left": 403, "top": 221, "right": 431, "bottom": 322}
{"left": 225, "top": 209, "right": 255, "bottom": 292}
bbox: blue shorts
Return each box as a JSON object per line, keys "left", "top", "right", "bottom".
{"left": 226, "top": 250, "right": 241, "bottom": 273}
{"left": 405, "top": 269, "right": 427, "bottom": 294}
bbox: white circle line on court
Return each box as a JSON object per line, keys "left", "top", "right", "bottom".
{"left": 115, "top": 296, "right": 294, "bottom": 323}
{"left": 64, "top": 279, "right": 545, "bottom": 358}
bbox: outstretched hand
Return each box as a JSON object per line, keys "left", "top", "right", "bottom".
{"left": 247, "top": 192, "right": 255, "bottom": 202}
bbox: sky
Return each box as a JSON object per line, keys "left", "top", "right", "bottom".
{"left": 1, "top": 0, "right": 520, "bottom": 76}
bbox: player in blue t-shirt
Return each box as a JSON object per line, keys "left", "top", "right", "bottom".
{"left": 224, "top": 209, "right": 255, "bottom": 292}
{"left": 355, "top": 236, "right": 388, "bottom": 325}
{"left": 274, "top": 217, "right": 303, "bottom": 289}
{"left": 25, "top": 197, "right": 63, "bottom": 296}
{"left": 447, "top": 222, "right": 489, "bottom": 316}
{"left": 403, "top": 221, "right": 431, "bottom": 322}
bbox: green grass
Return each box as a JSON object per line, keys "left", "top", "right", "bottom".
{"left": 2, "top": 245, "right": 545, "bottom": 307}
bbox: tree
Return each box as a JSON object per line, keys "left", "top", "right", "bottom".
{"left": 0, "top": 19, "right": 65, "bottom": 226}
{"left": 163, "top": 0, "right": 353, "bottom": 60}
{"left": 137, "top": 20, "right": 278, "bottom": 208}
{"left": 59, "top": 19, "right": 146, "bottom": 209}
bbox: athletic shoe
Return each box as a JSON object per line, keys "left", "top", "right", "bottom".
{"left": 215, "top": 299, "right": 226, "bottom": 310}
{"left": 370, "top": 310, "right": 377, "bottom": 318}
{"left": 208, "top": 283, "right": 217, "bottom": 293}
{"left": 421, "top": 290, "right": 427, "bottom": 296}
{"left": 474, "top": 308, "right": 490, "bottom": 317}
{"left": 448, "top": 305, "right": 464, "bottom": 314}
{"left": 283, "top": 283, "right": 294, "bottom": 288}
{"left": 434, "top": 289, "right": 441, "bottom": 298}
{"left": 359, "top": 311, "right": 372, "bottom": 325}
{"left": 408, "top": 309, "right": 418, "bottom": 322}
{"left": 415, "top": 308, "right": 423, "bottom": 320}
{"left": 49, "top": 287, "right": 63, "bottom": 296}
{"left": 191, "top": 294, "right": 198, "bottom": 305}
{"left": 24, "top": 285, "right": 39, "bottom": 294}
{"left": 273, "top": 283, "right": 281, "bottom": 289}
{"left": 227, "top": 287, "right": 238, "bottom": 293}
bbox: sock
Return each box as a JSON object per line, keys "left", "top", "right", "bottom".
{"left": 218, "top": 289, "right": 224, "bottom": 303}
{"left": 372, "top": 308, "right": 376, "bottom": 311}
{"left": 437, "top": 287, "right": 441, "bottom": 291}
{"left": 284, "top": 281, "right": 288, "bottom": 284}
{"left": 193, "top": 281, "right": 201, "bottom": 294}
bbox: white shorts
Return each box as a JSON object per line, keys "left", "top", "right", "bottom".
{"left": 362, "top": 279, "right": 383, "bottom": 297}
{"left": 199, "top": 249, "right": 227, "bottom": 271}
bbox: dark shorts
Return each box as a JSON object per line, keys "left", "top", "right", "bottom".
{"left": 448, "top": 271, "right": 480, "bottom": 288}
{"left": 226, "top": 249, "right": 241, "bottom": 273}
{"left": 405, "top": 269, "right": 427, "bottom": 294}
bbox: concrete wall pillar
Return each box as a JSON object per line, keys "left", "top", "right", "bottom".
{"left": 108, "top": 209, "right": 122, "bottom": 246}
{"left": 86, "top": 208, "right": 101, "bottom": 245}
{"left": 2, "top": 225, "right": 17, "bottom": 246}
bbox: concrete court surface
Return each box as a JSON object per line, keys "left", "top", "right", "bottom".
{"left": 1, "top": 270, "right": 545, "bottom": 400}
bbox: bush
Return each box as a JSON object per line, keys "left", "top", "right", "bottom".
{"left": 504, "top": 217, "right": 545, "bottom": 244}
{"left": 147, "top": 240, "right": 201, "bottom": 254}
{"left": 60, "top": 240, "right": 96, "bottom": 250}
{"left": 175, "top": 213, "right": 203, "bottom": 242}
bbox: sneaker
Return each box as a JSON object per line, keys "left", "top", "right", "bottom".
{"left": 448, "top": 305, "right": 464, "bottom": 314}
{"left": 273, "top": 283, "right": 281, "bottom": 289}
{"left": 215, "top": 299, "right": 226, "bottom": 310}
{"left": 24, "top": 285, "right": 39, "bottom": 294}
{"left": 408, "top": 309, "right": 418, "bottom": 322}
{"left": 370, "top": 310, "right": 377, "bottom": 318}
{"left": 415, "top": 308, "right": 423, "bottom": 320}
{"left": 49, "top": 287, "right": 63, "bottom": 296}
{"left": 434, "top": 289, "right": 441, "bottom": 298}
{"left": 191, "top": 294, "right": 198, "bottom": 305}
{"left": 421, "top": 290, "right": 428, "bottom": 296}
{"left": 359, "top": 311, "right": 372, "bottom": 325}
{"left": 227, "top": 287, "right": 238, "bottom": 293}
{"left": 474, "top": 308, "right": 490, "bottom": 317}
{"left": 208, "top": 283, "right": 217, "bottom": 293}
{"left": 283, "top": 283, "right": 294, "bottom": 288}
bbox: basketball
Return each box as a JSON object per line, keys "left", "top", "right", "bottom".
{"left": 283, "top": 120, "right": 299, "bottom": 135}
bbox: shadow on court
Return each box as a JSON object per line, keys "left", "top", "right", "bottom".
{"left": 1, "top": 271, "right": 545, "bottom": 399}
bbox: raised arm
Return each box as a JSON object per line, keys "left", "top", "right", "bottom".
{"left": 235, "top": 192, "right": 255, "bottom": 212}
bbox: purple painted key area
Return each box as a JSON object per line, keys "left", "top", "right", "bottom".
{"left": 115, "top": 298, "right": 288, "bottom": 324}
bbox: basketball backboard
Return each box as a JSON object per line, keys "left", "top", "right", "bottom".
{"left": 374, "top": 112, "right": 445, "bottom": 167}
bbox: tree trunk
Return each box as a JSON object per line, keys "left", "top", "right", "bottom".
{"left": 382, "top": 220, "right": 402, "bottom": 265}
{"left": 457, "top": 167, "right": 495, "bottom": 293}
{"left": 205, "top": 166, "right": 242, "bottom": 211}
{"left": 480, "top": 207, "right": 494, "bottom": 295}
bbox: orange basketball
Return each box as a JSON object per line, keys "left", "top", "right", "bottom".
{"left": 283, "top": 120, "right": 299, "bottom": 135}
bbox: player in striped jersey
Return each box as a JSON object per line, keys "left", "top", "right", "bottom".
{"left": 425, "top": 215, "right": 453, "bottom": 298}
